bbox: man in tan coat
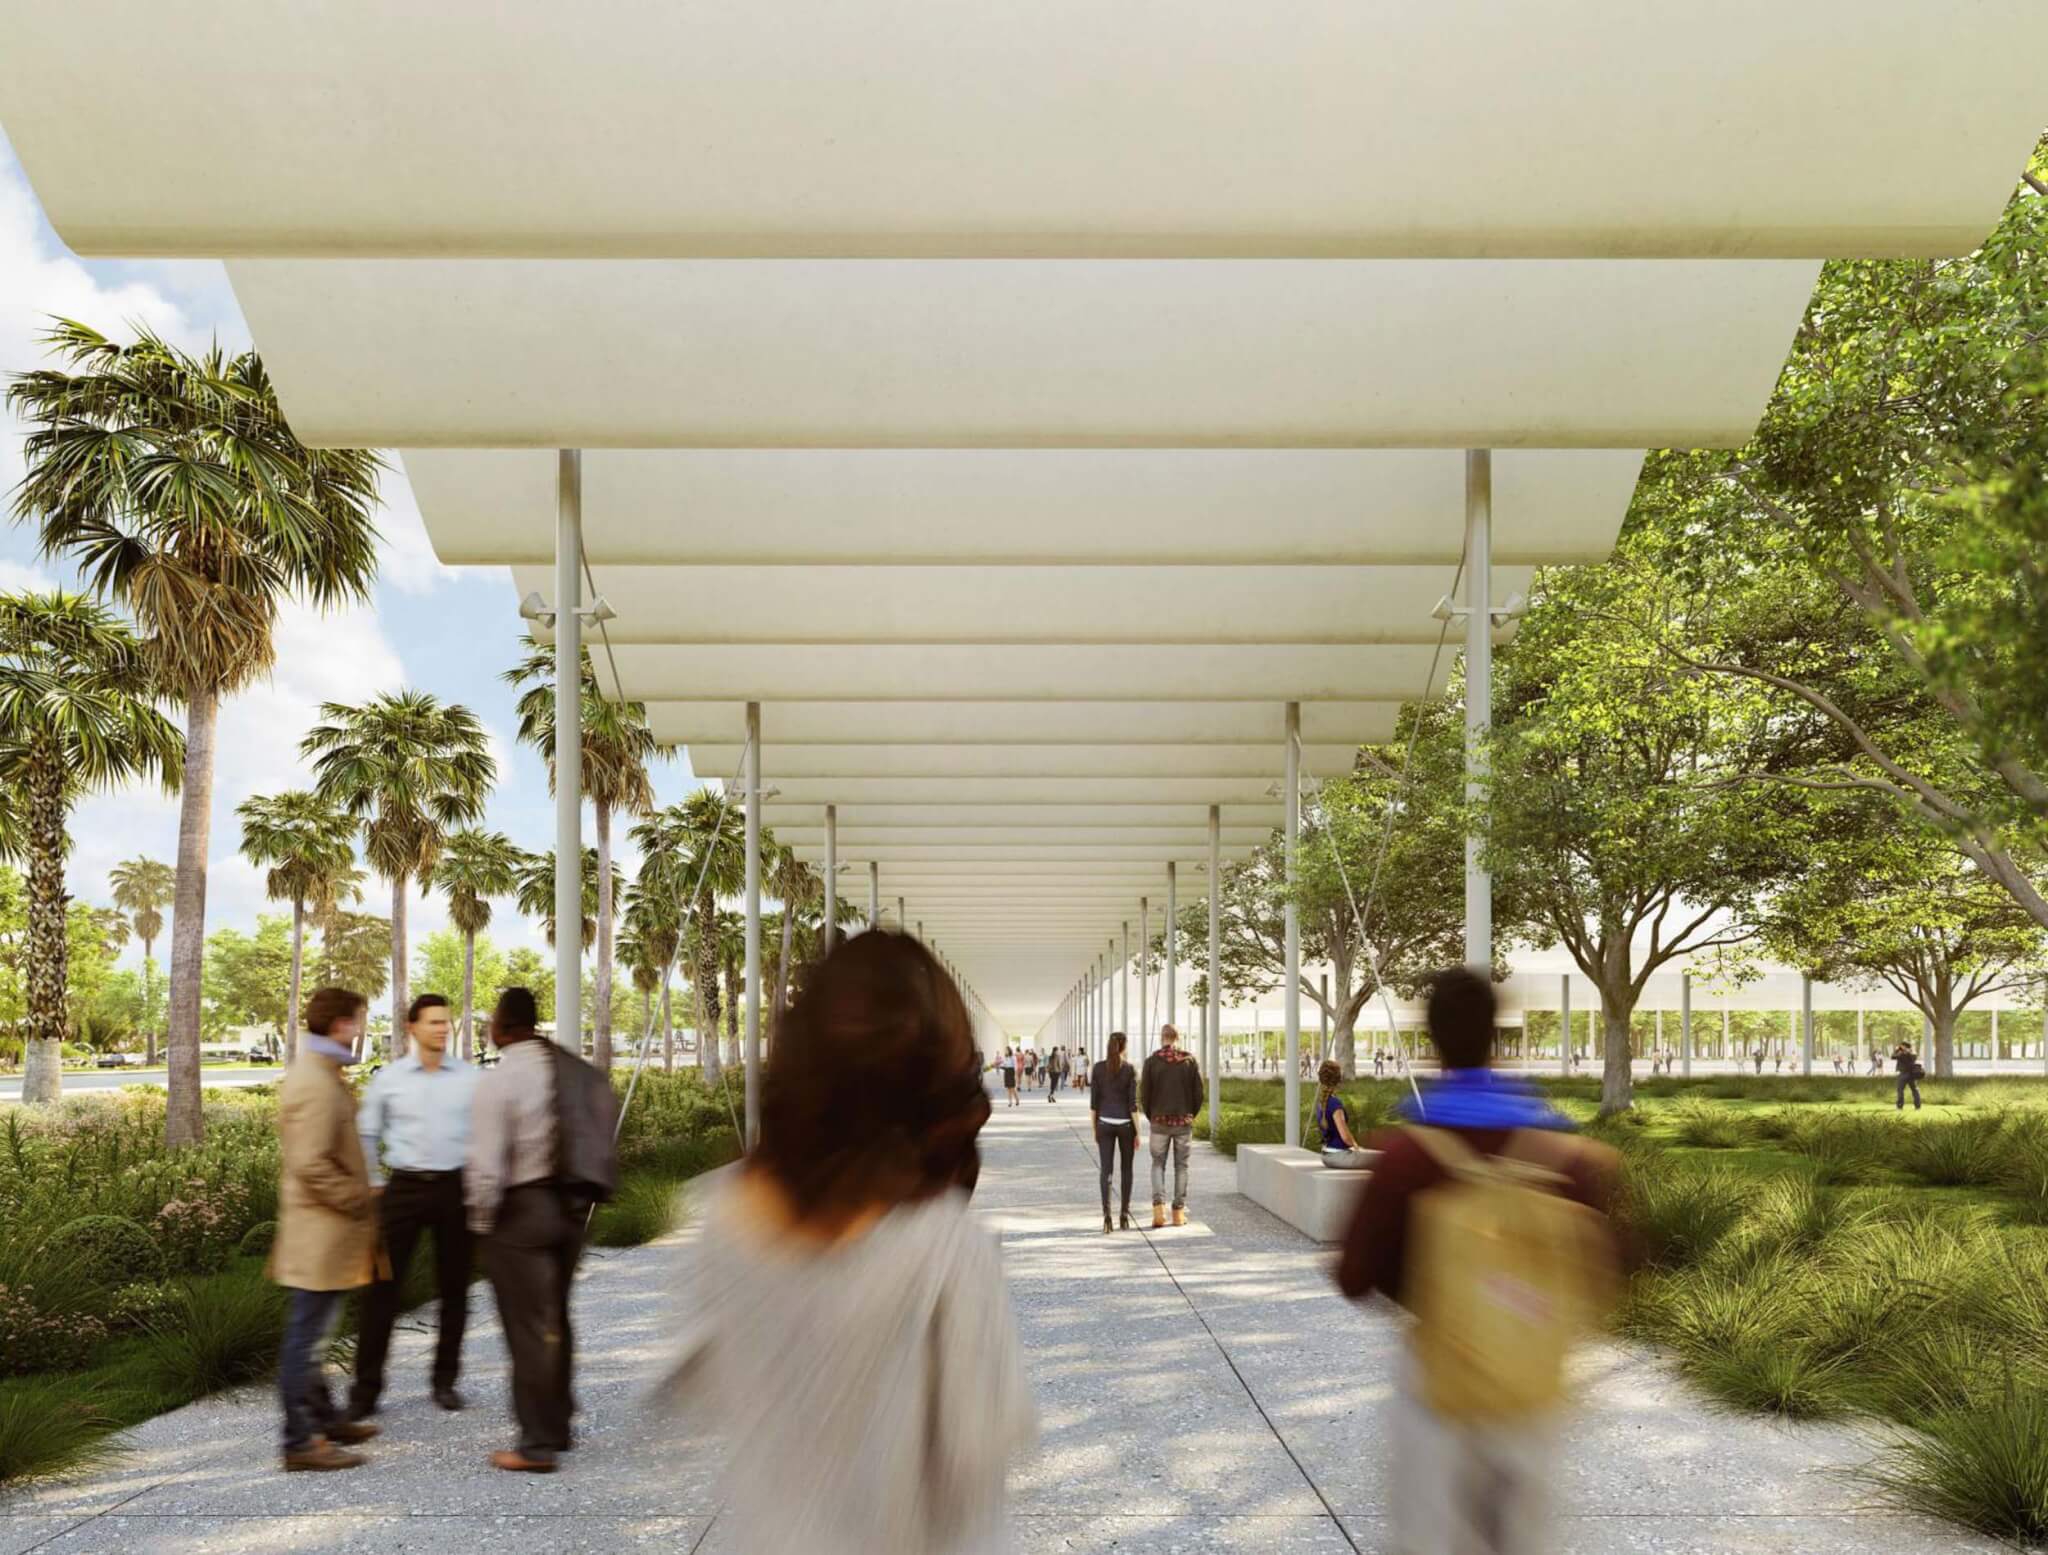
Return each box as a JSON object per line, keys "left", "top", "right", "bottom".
{"left": 269, "top": 986, "right": 385, "bottom": 1471}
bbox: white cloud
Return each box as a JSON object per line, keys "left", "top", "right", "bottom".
{"left": 371, "top": 460, "right": 465, "bottom": 596}
{"left": 0, "top": 558, "right": 54, "bottom": 593}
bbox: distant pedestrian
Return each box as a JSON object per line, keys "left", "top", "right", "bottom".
{"left": 1336, "top": 967, "right": 1621, "bottom": 1555}
{"left": 1753, "top": 1046, "right": 1766, "bottom": 1076}
{"left": 1893, "top": 1041, "right": 1924, "bottom": 1111}
{"left": 1046, "top": 1044, "right": 1067, "bottom": 1102}
{"left": 1092, "top": 1031, "right": 1139, "bottom": 1232}
{"left": 1140, "top": 1024, "right": 1205, "bottom": 1229}
{"left": 1374, "top": 1049, "right": 1386, "bottom": 1078}
{"left": 468, "top": 987, "right": 619, "bottom": 1473}
{"left": 999, "top": 1046, "right": 1019, "bottom": 1106}
{"left": 655, "top": 930, "right": 1034, "bottom": 1555}
{"left": 349, "top": 994, "right": 478, "bottom": 1422}
{"left": 270, "top": 987, "right": 383, "bottom": 1472}
{"left": 1868, "top": 1050, "right": 1884, "bottom": 1076}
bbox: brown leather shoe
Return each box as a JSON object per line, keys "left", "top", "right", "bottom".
{"left": 490, "top": 1448, "right": 558, "bottom": 1474}
{"left": 326, "top": 1418, "right": 381, "bottom": 1444}
{"left": 1152, "top": 1203, "right": 1167, "bottom": 1229}
{"left": 283, "top": 1439, "right": 366, "bottom": 1472}
{"left": 1173, "top": 1206, "right": 1188, "bottom": 1227}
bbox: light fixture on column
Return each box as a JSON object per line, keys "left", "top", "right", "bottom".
{"left": 519, "top": 589, "right": 618, "bottom": 630}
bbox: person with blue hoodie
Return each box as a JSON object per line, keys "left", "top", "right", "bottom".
{"left": 1335, "top": 967, "right": 1621, "bottom": 1555}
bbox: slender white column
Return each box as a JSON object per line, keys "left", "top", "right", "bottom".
{"left": 554, "top": 450, "right": 582, "bottom": 1051}
{"left": 1121, "top": 921, "right": 1130, "bottom": 1033}
{"left": 868, "top": 861, "right": 880, "bottom": 928}
{"left": 1465, "top": 449, "right": 1493, "bottom": 972}
{"left": 1681, "top": 971, "right": 1693, "bottom": 1078}
{"left": 1560, "top": 973, "right": 1571, "bottom": 1075}
{"left": 1207, "top": 804, "right": 1221, "bottom": 1126}
{"left": 1165, "top": 862, "right": 1178, "bottom": 1038}
{"left": 1284, "top": 699, "right": 1301, "bottom": 1147}
{"left": 897, "top": 896, "right": 906, "bottom": 931}
{"left": 743, "top": 701, "right": 762, "bottom": 1148}
{"left": 821, "top": 803, "right": 837, "bottom": 955}
{"left": 1319, "top": 971, "right": 1329, "bottom": 1063}
{"left": 1801, "top": 973, "right": 1814, "bottom": 1076}
{"left": 1138, "top": 896, "right": 1150, "bottom": 1059}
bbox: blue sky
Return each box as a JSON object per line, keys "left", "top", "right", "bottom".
{"left": 0, "top": 134, "right": 706, "bottom": 1004}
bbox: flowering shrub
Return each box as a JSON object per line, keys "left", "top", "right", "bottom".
{"left": 104, "top": 1281, "right": 175, "bottom": 1331}
{"left": 0, "top": 1283, "right": 106, "bottom": 1375}
{"left": 152, "top": 1179, "right": 251, "bottom": 1275}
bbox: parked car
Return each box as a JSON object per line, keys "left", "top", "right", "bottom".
{"left": 94, "top": 1051, "right": 141, "bottom": 1069}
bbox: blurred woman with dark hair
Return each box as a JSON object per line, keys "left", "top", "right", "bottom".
{"left": 656, "top": 929, "right": 1036, "bottom": 1554}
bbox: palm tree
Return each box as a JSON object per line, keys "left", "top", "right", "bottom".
{"left": 0, "top": 594, "right": 182, "bottom": 1104}
{"left": 632, "top": 790, "right": 744, "bottom": 1082}
{"left": 236, "top": 790, "right": 358, "bottom": 1062}
{"left": 504, "top": 636, "right": 665, "bottom": 1074}
{"left": 9, "top": 322, "right": 380, "bottom": 1144}
{"left": 109, "top": 856, "right": 175, "bottom": 1063}
{"left": 514, "top": 846, "right": 615, "bottom": 953}
{"left": 431, "top": 828, "right": 522, "bottom": 1061}
{"left": 623, "top": 871, "right": 684, "bottom": 1072}
{"left": 765, "top": 839, "right": 819, "bottom": 1026}
{"left": 302, "top": 691, "right": 494, "bottom": 1059}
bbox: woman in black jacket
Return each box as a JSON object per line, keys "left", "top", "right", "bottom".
{"left": 1091, "top": 1032, "right": 1139, "bottom": 1233}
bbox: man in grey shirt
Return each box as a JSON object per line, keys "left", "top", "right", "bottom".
{"left": 466, "top": 987, "right": 576, "bottom": 1473}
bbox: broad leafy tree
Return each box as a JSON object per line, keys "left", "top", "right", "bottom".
{"left": 303, "top": 690, "right": 494, "bottom": 1057}
{"left": 505, "top": 636, "right": 664, "bottom": 1072}
{"left": 430, "top": 828, "right": 521, "bottom": 1059}
{"left": 1486, "top": 533, "right": 1810, "bottom": 1114}
{"left": 312, "top": 911, "right": 391, "bottom": 1001}
{"left": 9, "top": 323, "right": 380, "bottom": 1143}
{"left": 236, "top": 789, "right": 359, "bottom": 1061}
{"left": 0, "top": 594, "right": 180, "bottom": 1104}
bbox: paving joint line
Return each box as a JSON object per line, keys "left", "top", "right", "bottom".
{"left": 1045, "top": 1102, "right": 1363, "bottom": 1555}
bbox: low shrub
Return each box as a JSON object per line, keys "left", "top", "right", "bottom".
{"left": 1616, "top": 1162, "right": 1751, "bottom": 1270}
{"left": 1898, "top": 1115, "right": 2009, "bottom": 1188}
{"left": 0, "top": 1377, "right": 129, "bottom": 1485}
{"left": 104, "top": 1282, "right": 176, "bottom": 1332}
{"left": 0, "top": 1282, "right": 107, "bottom": 1374}
{"left": 236, "top": 1220, "right": 277, "bottom": 1259}
{"left": 41, "top": 1214, "right": 165, "bottom": 1290}
{"left": 136, "top": 1266, "right": 288, "bottom": 1400}
{"left": 151, "top": 1177, "right": 252, "bottom": 1274}
{"left": 1876, "top": 1389, "right": 2048, "bottom": 1543}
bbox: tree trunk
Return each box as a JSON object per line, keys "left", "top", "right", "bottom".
{"left": 697, "top": 941, "right": 723, "bottom": 1084}
{"left": 19, "top": 762, "right": 68, "bottom": 1107}
{"left": 389, "top": 872, "right": 409, "bottom": 1060}
{"left": 723, "top": 955, "right": 741, "bottom": 1068}
{"left": 461, "top": 928, "right": 477, "bottom": 1061}
{"left": 1329, "top": 938, "right": 1358, "bottom": 1078}
{"left": 775, "top": 909, "right": 794, "bottom": 1036}
{"left": 594, "top": 801, "right": 614, "bottom": 1073}
{"left": 661, "top": 980, "right": 673, "bottom": 1073}
{"left": 1599, "top": 996, "right": 1638, "bottom": 1115}
{"left": 142, "top": 938, "right": 157, "bottom": 1065}
{"left": 1930, "top": 1008, "right": 1956, "bottom": 1079}
{"left": 166, "top": 686, "right": 219, "bottom": 1147}
{"left": 285, "top": 897, "right": 306, "bottom": 1065}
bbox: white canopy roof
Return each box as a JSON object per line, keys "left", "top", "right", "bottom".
{"left": 2, "top": 1, "right": 2039, "bottom": 260}
{"left": 4, "top": 8, "right": 2038, "bottom": 1024}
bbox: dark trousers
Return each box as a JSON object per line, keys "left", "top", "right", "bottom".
{"left": 351, "top": 1170, "right": 472, "bottom": 1412}
{"left": 483, "top": 1183, "right": 583, "bottom": 1458}
{"left": 1897, "top": 1073, "right": 1922, "bottom": 1109}
{"left": 278, "top": 1287, "right": 346, "bottom": 1452}
{"left": 1097, "top": 1121, "right": 1136, "bottom": 1216}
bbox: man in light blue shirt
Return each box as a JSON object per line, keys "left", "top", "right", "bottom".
{"left": 347, "top": 994, "right": 480, "bottom": 1419}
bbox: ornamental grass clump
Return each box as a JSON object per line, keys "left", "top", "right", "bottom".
{"left": 136, "top": 1265, "right": 288, "bottom": 1400}
{"left": 1897, "top": 1113, "right": 2009, "bottom": 1188}
{"left": 1615, "top": 1160, "right": 1752, "bottom": 1271}
{"left": 1669, "top": 1098, "right": 1753, "bottom": 1150}
{"left": 0, "top": 1377, "right": 129, "bottom": 1485}
{"left": 1876, "top": 1388, "right": 2048, "bottom": 1544}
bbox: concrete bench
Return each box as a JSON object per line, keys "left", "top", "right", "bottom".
{"left": 1235, "top": 1144, "right": 1380, "bottom": 1242}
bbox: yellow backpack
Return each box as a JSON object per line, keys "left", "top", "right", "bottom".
{"left": 1404, "top": 1126, "right": 1618, "bottom": 1422}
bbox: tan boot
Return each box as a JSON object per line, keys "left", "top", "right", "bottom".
{"left": 1173, "top": 1206, "right": 1188, "bottom": 1227}
{"left": 283, "top": 1439, "right": 366, "bottom": 1472}
{"left": 1152, "top": 1202, "right": 1167, "bottom": 1229}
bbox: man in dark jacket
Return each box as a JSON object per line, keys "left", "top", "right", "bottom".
{"left": 1139, "top": 1024, "right": 1205, "bottom": 1228}
{"left": 1893, "top": 1041, "right": 1923, "bottom": 1110}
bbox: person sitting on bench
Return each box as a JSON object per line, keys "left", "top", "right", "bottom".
{"left": 1313, "top": 1061, "right": 1373, "bottom": 1169}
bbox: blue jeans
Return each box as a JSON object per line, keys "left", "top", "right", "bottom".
{"left": 278, "top": 1287, "right": 346, "bottom": 1452}
{"left": 1896, "top": 1074, "right": 1922, "bottom": 1110}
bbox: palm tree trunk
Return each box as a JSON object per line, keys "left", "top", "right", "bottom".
{"left": 166, "top": 686, "right": 218, "bottom": 1148}
{"left": 390, "top": 872, "right": 409, "bottom": 1060}
{"left": 775, "top": 910, "right": 794, "bottom": 1031}
{"left": 696, "top": 938, "right": 722, "bottom": 1084}
{"left": 462, "top": 928, "right": 477, "bottom": 1061}
{"left": 594, "top": 801, "right": 614, "bottom": 1073}
{"left": 723, "top": 954, "right": 741, "bottom": 1069}
{"left": 661, "top": 980, "right": 673, "bottom": 1073}
{"left": 20, "top": 762, "right": 69, "bottom": 1107}
{"left": 285, "top": 897, "right": 306, "bottom": 1064}
{"left": 143, "top": 938, "right": 157, "bottom": 1065}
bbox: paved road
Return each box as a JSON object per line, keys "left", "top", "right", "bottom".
{"left": 0, "top": 1068, "right": 284, "bottom": 1102}
{"left": 0, "top": 1085, "right": 2003, "bottom": 1553}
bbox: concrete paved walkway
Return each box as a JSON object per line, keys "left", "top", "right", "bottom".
{"left": 1, "top": 1089, "right": 2003, "bottom": 1553}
